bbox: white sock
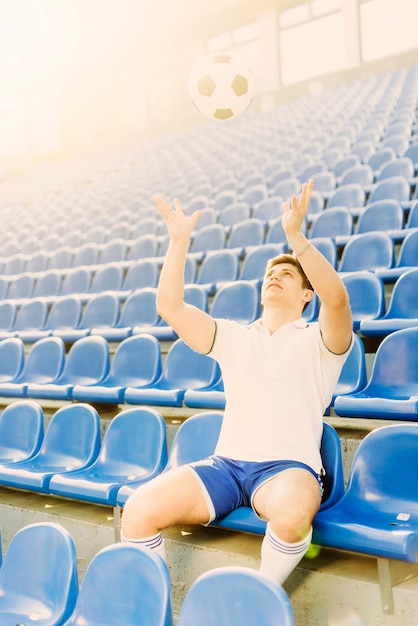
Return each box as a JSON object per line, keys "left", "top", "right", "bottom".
{"left": 259, "top": 523, "right": 312, "bottom": 584}
{"left": 120, "top": 530, "right": 166, "bottom": 561}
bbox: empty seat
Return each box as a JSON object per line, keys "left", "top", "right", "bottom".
{"left": 36, "top": 296, "right": 82, "bottom": 339}
{"left": 327, "top": 183, "right": 366, "bottom": 215}
{"left": 0, "top": 337, "right": 24, "bottom": 382}
{"left": 252, "top": 196, "right": 283, "bottom": 222}
{"left": 26, "top": 335, "right": 110, "bottom": 401}
{"left": 6, "top": 274, "right": 35, "bottom": 301}
{"left": 60, "top": 267, "right": 92, "bottom": 297}
{"left": 313, "top": 424, "right": 418, "bottom": 613}
{"left": 227, "top": 217, "right": 266, "bottom": 252}
{"left": 240, "top": 183, "right": 269, "bottom": 210}
{"left": 368, "top": 175, "right": 411, "bottom": 205}
{"left": 32, "top": 271, "right": 62, "bottom": 299}
{"left": 309, "top": 207, "right": 353, "bottom": 239}
{"left": 0, "top": 403, "right": 101, "bottom": 492}
{"left": 339, "top": 163, "right": 374, "bottom": 189}
{"left": 177, "top": 566, "right": 294, "bottom": 626}
{"left": 334, "top": 327, "right": 418, "bottom": 420}
{"left": 0, "top": 400, "right": 44, "bottom": 463}
{"left": 98, "top": 238, "right": 128, "bottom": 264}
{"left": 338, "top": 232, "right": 394, "bottom": 272}
{"left": 196, "top": 249, "right": 240, "bottom": 294}
{"left": 211, "top": 280, "right": 260, "bottom": 324}
{"left": 47, "top": 246, "right": 74, "bottom": 270}
{"left": 360, "top": 268, "right": 418, "bottom": 336}
{"left": 375, "top": 227, "right": 418, "bottom": 282}
{"left": 54, "top": 293, "right": 120, "bottom": 342}
{"left": 309, "top": 237, "right": 337, "bottom": 268}
{"left": 122, "top": 259, "right": 160, "bottom": 291}
{"left": 72, "top": 334, "right": 162, "bottom": 403}
{"left": 124, "top": 338, "right": 220, "bottom": 407}
{"left": 189, "top": 223, "right": 227, "bottom": 258}
{"left": 218, "top": 201, "right": 250, "bottom": 227}
{"left": 0, "top": 301, "right": 17, "bottom": 333}
{"left": 127, "top": 234, "right": 159, "bottom": 261}
{"left": 0, "top": 522, "right": 78, "bottom": 625}
{"left": 0, "top": 299, "right": 49, "bottom": 342}
{"left": 49, "top": 407, "right": 167, "bottom": 505}
{"left": 63, "top": 543, "right": 172, "bottom": 626}
{"left": 72, "top": 242, "right": 100, "bottom": 266}
{"left": 0, "top": 336, "right": 65, "bottom": 397}
{"left": 341, "top": 271, "right": 385, "bottom": 330}
{"left": 326, "top": 333, "right": 368, "bottom": 413}
{"left": 89, "top": 265, "right": 124, "bottom": 294}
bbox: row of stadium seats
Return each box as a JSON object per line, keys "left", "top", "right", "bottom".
{"left": 0, "top": 521, "right": 294, "bottom": 625}
{"left": 0, "top": 324, "right": 416, "bottom": 419}
{"left": 0, "top": 267, "right": 417, "bottom": 345}
{"left": 0, "top": 404, "right": 417, "bottom": 616}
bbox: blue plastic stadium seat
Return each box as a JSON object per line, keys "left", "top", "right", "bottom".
{"left": 49, "top": 407, "right": 167, "bottom": 505}
{"left": 72, "top": 242, "right": 100, "bottom": 266}
{"left": 115, "top": 411, "right": 224, "bottom": 512}
{"left": 338, "top": 232, "right": 394, "bottom": 273}
{"left": 189, "top": 223, "right": 227, "bottom": 259}
{"left": 6, "top": 273, "right": 35, "bottom": 301}
{"left": 33, "top": 296, "right": 82, "bottom": 340}
{"left": 313, "top": 424, "right": 418, "bottom": 613}
{"left": 218, "top": 201, "right": 250, "bottom": 227}
{"left": 0, "top": 336, "right": 65, "bottom": 398}
{"left": 196, "top": 249, "right": 240, "bottom": 294}
{"left": 309, "top": 207, "right": 353, "bottom": 240}
{"left": 125, "top": 288, "right": 177, "bottom": 341}
{"left": 0, "top": 403, "right": 100, "bottom": 493}
{"left": 251, "top": 196, "right": 283, "bottom": 222}
{"left": 59, "top": 267, "right": 92, "bottom": 297}
{"left": 368, "top": 175, "right": 411, "bottom": 209}
{"left": 341, "top": 271, "right": 386, "bottom": 330}
{"left": 72, "top": 334, "right": 162, "bottom": 404}
{"left": 359, "top": 268, "right": 418, "bottom": 336}
{"left": 183, "top": 377, "right": 225, "bottom": 410}
{"left": 210, "top": 280, "right": 260, "bottom": 324}
{"left": 326, "top": 334, "right": 367, "bottom": 414}
{"left": 98, "top": 237, "right": 128, "bottom": 264}
{"left": 375, "top": 227, "right": 418, "bottom": 282}
{"left": 334, "top": 327, "right": 418, "bottom": 420}
{"left": 177, "top": 566, "right": 294, "bottom": 626}
{"left": 0, "top": 299, "right": 49, "bottom": 342}
{"left": 63, "top": 543, "right": 173, "bottom": 626}
{"left": 124, "top": 339, "right": 220, "bottom": 407}
{"left": 327, "top": 183, "right": 366, "bottom": 216}
{"left": 32, "top": 271, "right": 62, "bottom": 299}
{"left": 0, "top": 401, "right": 44, "bottom": 463}
{"left": 53, "top": 293, "right": 120, "bottom": 343}
{"left": 0, "top": 339, "right": 24, "bottom": 390}
{"left": 0, "top": 522, "right": 78, "bottom": 625}
{"left": 339, "top": 163, "right": 374, "bottom": 190}
{"left": 227, "top": 217, "right": 266, "bottom": 253}
{"left": 309, "top": 237, "right": 337, "bottom": 268}
{"left": 0, "top": 301, "right": 16, "bottom": 333}
{"left": 127, "top": 234, "right": 159, "bottom": 261}
{"left": 89, "top": 265, "right": 124, "bottom": 294}
{"left": 26, "top": 335, "right": 110, "bottom": 401}
{"left": 121, "top": 259, "right": 161, "bottom": 291}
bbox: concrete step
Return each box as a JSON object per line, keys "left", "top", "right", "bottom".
{"left": 1, "top": 486, "right": 417, "bottom": 625}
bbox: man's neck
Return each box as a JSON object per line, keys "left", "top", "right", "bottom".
{"left": 260, "top": 306, "right": 303, "bottom": 335}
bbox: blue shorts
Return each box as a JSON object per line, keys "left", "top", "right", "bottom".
{"left": 187, "top": 455, "right": 324, "bottom": 523}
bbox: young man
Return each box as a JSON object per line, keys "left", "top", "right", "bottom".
{"left": 121, "top": 180, "right": 353, "bottom": 585}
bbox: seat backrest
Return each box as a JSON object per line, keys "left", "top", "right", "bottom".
{"left": 62, "top": 335, "right": 110, "bottom": 384}
{"left": 177, "top": 566, "right": 294, "bottom": 626}
{"left": 369, "top": 175, "right": 411, "bottom": 203}
{"left": 0, "top": 522, "right": 78, "bottom": 624}
{"left": 0, "top": 400, "right": 44, "bottom": 463}
{"left": 64, "top": 543, "right": 172, "bottom": 626}
{"left": 110, "top": 334, "right": 162, "bottom": 386}
{"left": 161, "top": 340, "right": 220, "bottom": 390}
{"left": 197, "top": 250, "right": 239, "bottom": 285}
{"left": 99, "top": 238, "right": 127, "bottom": 264}
{"left": 378, "top": 156, "right": 415, "bottom": 181}
{"left": 166, "top": 411, "right": 223, "bottom": 471}
{"left": 35, "top": 403, "right": 101, "bottom": 468}
{"left": 310, "top": 237, "right": 337, "bottom": 267}
{"left": 252, "top": 196, "right": 283, "bottom": 222}
{"left": 190, "top": 223, "right": 227, "bottom": 253}
{"left": 227, "top": 218, "right": 265, "bottom": 249}
{"left": 127, "top": 234, "right": 158, "bottom": 261}
{"left": 80, "top": 293, "right": 120, "bottom": 330}
{"left": 14, "top": 299, "right": 48, "bottom": 331}
{"left": 33, "top": 271, "right": 62, "bottom": 298}
{"left": 397, "top": 228, "right": 418, "bottom": 266}
{"left": 310, "top": 207, "right": 353, "bottom": 239}
{"left": 341, "top": 271, "right": 385, "bottom": 322}
{"left": 218, "top": 201, "right": 250, "bottom": 227}
{"left": 340, "top": 163, "right": 374, "bottom": 186}
{"left": 23, "top": 336, "right": 65, "bottom": 382}
{"left": 46, "top": 297, "right": 82, "bottom": 331}
{"left": 328, "top": 183, "right": 365, "bottom": 210}
{"left": 356, "top": 199, "right": 404, "bottom": 234}
{"left": 90, "top": 265, "right": 123, "bottom": 293}
{"left": 384, "top": 269, "right": 418, "bottom": 318}
{"left": 333, "top": 334, "right": 368, "bottom": 399}
{"left": 60, "top": 268, "right": 91, "bottom": 296}
{"left": 211, "top": 281, "right": 260, "bottom": 324}
{"left": 119, "top": 288, "right": 160, "bottom": 327}
{"left": 48, "top": 246, "right": 74, "bottom": 270}
{"left": 367, "top": 147, "right": 396, "bottom": 172}
{"left": 366, "top": 327, "right": 418, "bottom": 397}
{"left": 344, "top": 424, "right": 418, "bottom": 514}
{"left": 123, "top": 259, "right": 160, "bottom": 290}
{"left": 0, "top": 337, "right": 24, "bottom": 380}
{"left": 338, "top": 232, "right": 394, "bottom": 272}
{"left": 96, "top": 408, "right": 168, "bottom": 474}
{"left": 7, "top": 274, "right": 34, "bottom": 300}
{"left": 72, "top": 242, "right": 100, "bottom": 266}
{"left": 0, "top": 301, "right": 16, "bottom": 331}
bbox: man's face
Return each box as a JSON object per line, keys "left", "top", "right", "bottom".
{"left": 261, "top": 262, "right": 312, "bottom": 309}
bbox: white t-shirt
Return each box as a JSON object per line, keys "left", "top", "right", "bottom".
{"left": 208, "top": 317, "right": 351, "bottom": 473}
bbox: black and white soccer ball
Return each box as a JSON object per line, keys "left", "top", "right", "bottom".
{"left": 188, "top": 53, "right": 255, "bottom": 121}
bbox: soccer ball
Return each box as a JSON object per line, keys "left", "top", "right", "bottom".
{"left": 188, "top": 53, "right": 255, "bottom": 121}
